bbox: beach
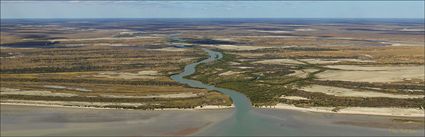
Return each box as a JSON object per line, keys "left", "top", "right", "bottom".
{"left": 269, "top": 103, "right": 425, "bottom": 117}
{"left": 0, "top": 104, "right": 233, "bottom": 136}
{"left": 2, "top": 104, "right": 424, "bottom": 136}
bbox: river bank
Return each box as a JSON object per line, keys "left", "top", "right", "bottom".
{"left": 2, "top": 104, "right": 424, "bottom": 136}
{"left": 266, "top": 103, "right": 424, "bottom": 117}
{"left": 0, "top": 99, "right": 233, "bottom": 111}
{"left": 2, "top": 48, "right": 423, "bottom": 136}
{"left": 2, "top": 48, "right": 423, "bottom": 118}
{"left": 2, "top": 99, "right": 423, "bottom": 118}
{"left": 0, "top": 104, "right": 233, "bottom": 136}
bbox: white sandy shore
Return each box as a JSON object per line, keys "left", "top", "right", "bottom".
{"left": 2, "top": 100, "right": 422, "bottom": 117}
{"left": 299, "top": 85, "right": 424, "bottom": 99}
{"left": 265, "top": 103, "right": 424, "bottom": 117}
{"left": 0, "top": 100, "right": 233, "bottom": 111}
{"left": 317, "top": 65, "right": 424, "bottom": 83}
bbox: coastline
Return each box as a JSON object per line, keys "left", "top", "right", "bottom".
{"left": 1, "top": 103, "right": 233, "bottom": 136}
{"left": 0, "top": 99, "right": 234, "bottom": 111}
{"left": 2, "top": 99, "right": 423, "bottom": 118}
{"left": 262, "top": 103, "right": 425, "bottom": 118}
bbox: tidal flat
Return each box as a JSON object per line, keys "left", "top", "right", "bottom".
{"left": 0, "top": 104, "right": 233, "bottom": 136}
{"left": 2, "top": 105, "right": 424, "bottom": 136}
{"left": 1, "top": 18, "right": 424, "bottom": 136}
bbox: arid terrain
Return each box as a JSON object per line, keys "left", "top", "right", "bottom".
{"left": 1, "top": 19, "right": 424, "bottom": 114}
{"left": 0, "top": 19, "right": 237, "bottom": 109}
{"left": 1, "top": 18, "right": 424, "bottom": 136}
{"left": 186, "top": 19, "right": 424, "bottom": 116}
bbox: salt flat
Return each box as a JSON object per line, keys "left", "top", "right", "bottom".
{"left": 317, "top": 65, "right": 424, "bottom": 83}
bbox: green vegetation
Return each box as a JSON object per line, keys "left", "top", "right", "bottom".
{"left": 190, "top": 49, "right": 425, "bottom": 108}
{"left": 1, "top": 90, "right": 231, "bottom": 110}
{"left": 1, "top": 43, "right": 232, "bottom": 109}
{"left": 1, "top": 19, "right": 424, "bottom": 111}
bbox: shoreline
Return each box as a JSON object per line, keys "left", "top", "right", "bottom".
{"left": 0, "top": 100, "right": 234, "bottom": 111}
{"left": 2, "top": 100, "right": 423, "bottom": 118}
{"left": 261, "top": 103, "right": 425, "bottom": 118}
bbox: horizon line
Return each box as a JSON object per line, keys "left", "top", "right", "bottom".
{"left": 2, "top": 17, "right": 424, "bottom": 20}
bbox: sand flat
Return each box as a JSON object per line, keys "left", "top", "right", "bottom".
{"left": 254, "top": 59, "right": 305, "bottom": 65}
{"left": 317, "top": 65, "right": 424, "bottom": 83}
{"left": 273, "top": 103, "right": 424, "bottom": 117}
{"left": 218, "top": 71, "right": 243, "bottom": 76}
{"left": 299, "top": 85, "right": 424, "bottom": 99}
{"left": 149, "top": 47, "right": 187, "bottom": 52}
{"left": 280, "top": 95, "right": 310, "bottom": 100}
{"left": 100, "top": 92, "right": 201, "bottom": 99}
{"left": 288, "top": 69, "right": 319, "bottom": 78}
{"left": 1, "top": 88, "right": 77, "bottom": 97}
{"left": 93, "top": 71, "right": 161, "bottom": 79}
{"left": 0, "top": 104, "right": 232, "bottom": 136}
{"left": 299, "top": 58, "right": 374, "bottom": 64}
{"left": 201, "top": 45, "right": 271, "bottom": 51}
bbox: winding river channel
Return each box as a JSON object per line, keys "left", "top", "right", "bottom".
{"left": 1, "top": 48, "right": 423, "bottom": 136}
{"left": 171, "top": 49, "right": 284, "bottom": 135}
{"left": 171, "top": 48, "right": 424, "bottom": 136}
{"left": 171, "top": 49, "right": 257, "bottom": 135}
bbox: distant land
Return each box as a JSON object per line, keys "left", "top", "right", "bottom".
{"left": 1, "top": 18, "right": 424, "bottom": 136}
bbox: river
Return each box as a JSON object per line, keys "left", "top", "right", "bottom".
{"left": 171, "top": 48, "right": 424, "bottom": 136}
{"left": 1, "top": 49, "right": 423, "bottom": 136}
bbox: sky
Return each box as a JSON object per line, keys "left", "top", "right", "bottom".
{"left": 1, "top": 1, "right": 424, "bottom": 19}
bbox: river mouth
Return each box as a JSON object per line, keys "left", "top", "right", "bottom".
{"left": 170, "top": 48, "right": 425, "bottom": 136}
{"left": 0, "top": 104, "right": 233, "bottom": 136}
{"left": 0, "top": 48, "right": 423, "bottom": 136}
{"left": 171, "top": 48, "right": 252, "bottom": 114}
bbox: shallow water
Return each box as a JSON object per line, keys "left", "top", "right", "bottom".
{"left": 2, "top": 104, "right": 423, "bottom": 136}
{"left": 171, "top": 48, "right": 424, "bottom": 136}
{"left": 1, "top": 49, "right": 423, "bottom": 136}
{"left": 0, "top": 105, "right": 233, "bottom": 136}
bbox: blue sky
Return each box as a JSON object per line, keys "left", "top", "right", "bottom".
{"left": 1, "top": 1, "right": 424, "bottom": 19}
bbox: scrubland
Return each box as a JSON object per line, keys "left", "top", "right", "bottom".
{"left": 1, "top": 20, "right": 424, "bottom": 113}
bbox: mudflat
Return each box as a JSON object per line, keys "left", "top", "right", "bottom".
{"left": 2, "top": 105, "right": 423, "bottom": 136}
{"left": 0, "top": 104, "right": 233, "bottom": 136}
